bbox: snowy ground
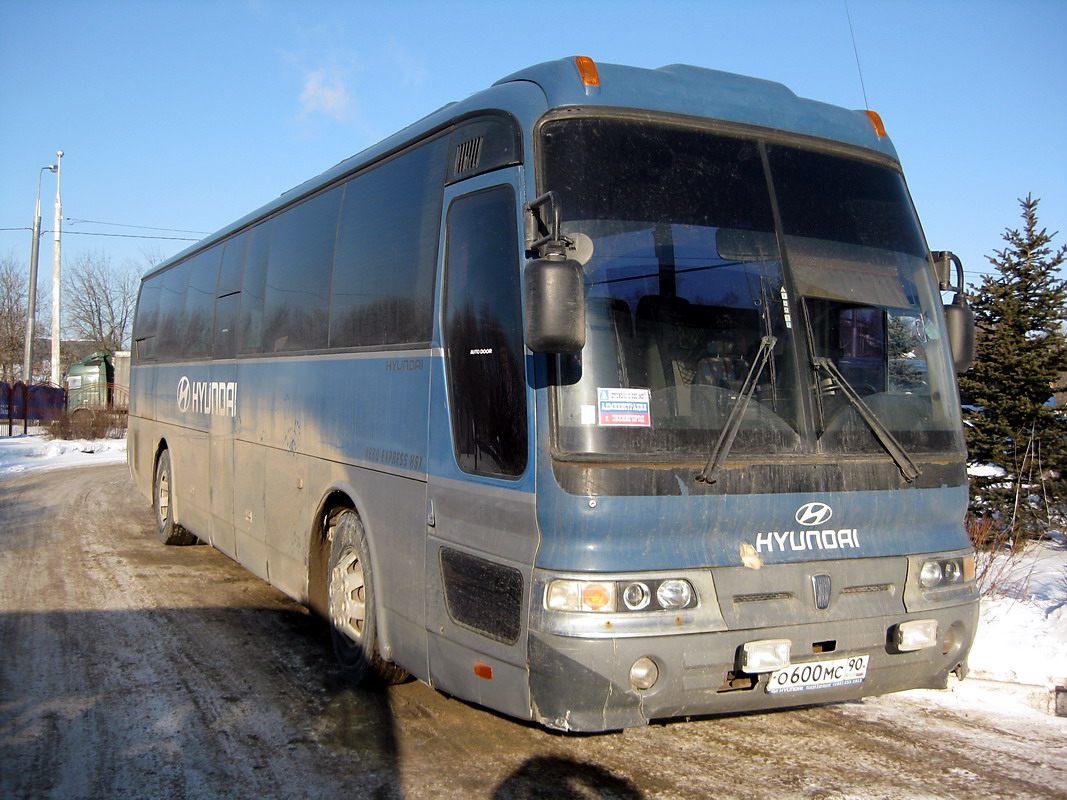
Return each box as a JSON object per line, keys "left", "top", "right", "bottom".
{"left": 2, "top": 434, "right": 1064, "bottom": 719}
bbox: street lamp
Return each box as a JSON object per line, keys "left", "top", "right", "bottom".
{"left": 22, "top": 162, "right": 58, "bottom": 382}
{"left": 50, "top": 150, "right": 64, "bottom": 386}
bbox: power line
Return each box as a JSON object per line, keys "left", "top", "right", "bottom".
{"left": 3, "top": 220, "right": 206, "bottom": 242}
{"left": 62, "top": 230, "right": 200, "bottom": 242}
{"left": 65, "top": 217, "right": 209, "bottom": 235}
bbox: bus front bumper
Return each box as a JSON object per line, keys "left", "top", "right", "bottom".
{"left": 527, "top": 602, "right": 978, "bottom": 732}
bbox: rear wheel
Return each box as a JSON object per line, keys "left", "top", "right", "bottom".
{"left": 153, "top": 449, "right": 198, "bottom": 546}
{"left": 327, "top": 509, "right": 408, "bottom": 685}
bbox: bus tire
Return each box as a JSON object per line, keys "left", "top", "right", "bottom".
{"left": 327, "top": 510, "right": 408, "bottom": 686}
{"left": 153, "top": 449, "right": 198, "bottom": 546}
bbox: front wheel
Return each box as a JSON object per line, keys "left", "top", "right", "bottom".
{"left": 327, "top": 510, "right": 408, "bottom": 686}
{"left": 153, "top": 449, "right": 198, "bottom": 546}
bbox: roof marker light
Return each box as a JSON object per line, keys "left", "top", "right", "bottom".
{"left": 575, "top": 56, "right": 601, "bottom": 88}
{"left": 865, "top": 109, "right": 888, "bottom": 137}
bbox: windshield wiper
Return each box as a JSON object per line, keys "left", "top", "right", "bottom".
{"left": 813, "top": 356, "right": 921, "bottom": 483}
{"left": 696, "top": 335, "right": 776, "bottom": 484}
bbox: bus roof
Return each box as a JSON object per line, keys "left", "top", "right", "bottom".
{"left": 495, "top": 58, "right": 898, "bottom": 159}
{"left": 147, "top": 57, "right": 899, "bottom": 277}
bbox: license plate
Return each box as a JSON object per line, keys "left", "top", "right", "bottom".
{"left": 767, "top": 655, "right": 869, "bottom": 694}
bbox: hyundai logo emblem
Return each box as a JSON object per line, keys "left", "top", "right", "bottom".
{"left": 795, "top": 502, "right": 833, "bottom": 527}
{"left": 176, "top": 376, "right": 191, "bottom": 413}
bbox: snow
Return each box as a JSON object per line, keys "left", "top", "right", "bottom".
{"left": 969, "top": 535, "right": 1067, "bottom": 689}
{"left": 0, "top": 434, "right": 128, "bottom": 477}
{"left": 1, "top": 434, "right": 1064, "bottom": 718}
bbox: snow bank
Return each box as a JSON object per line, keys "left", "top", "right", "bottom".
{"left": 971, "top": 535, "right": 1067, "bottom": 689}
{"left": 0, "top": 434, "right": 127, "bottom": 477}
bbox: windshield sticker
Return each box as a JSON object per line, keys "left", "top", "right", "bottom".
{"left": 597, "top": 387, "right": 651, "bottom": 427}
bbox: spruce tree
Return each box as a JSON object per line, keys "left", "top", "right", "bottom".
{"left": 959, "top": 194, "right": 1067, "bottom": 534}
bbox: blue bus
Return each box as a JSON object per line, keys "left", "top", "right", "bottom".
{"left": 128, "top": 57, "right": 978, "bottom": 731}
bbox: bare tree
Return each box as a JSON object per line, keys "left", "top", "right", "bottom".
{"left": 65, "top": 251, "right": 140, "bottom": 353}
{"left": 0, "top": 252, "right": 28, "bottom": 381}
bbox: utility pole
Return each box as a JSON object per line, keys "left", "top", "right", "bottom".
{"left": 50, "top": 150, "right": 64, "bottom": 386}
{"left": 23, "top": 162, "right": 57, "bottom": 382}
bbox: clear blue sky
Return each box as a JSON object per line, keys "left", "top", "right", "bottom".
{"left": 2, "top": 0, "right": 1065, "bottom": 288}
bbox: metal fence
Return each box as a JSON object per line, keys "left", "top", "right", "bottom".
{"left": 0, "top": 382, "right": 66, "bottom": 436}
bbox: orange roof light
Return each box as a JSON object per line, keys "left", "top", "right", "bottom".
{"left": 575, "top": 56, "right": 601, "bottom": 88}
{"left": 865, "top": 110, "right": 888, "bottom": 138}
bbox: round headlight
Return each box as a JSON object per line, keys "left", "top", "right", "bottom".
{"left": 622, "top": 581, "right": 652, "bottom": 611}
{"left": 943, "top": 560, "right": 962, "bottom": 583}
{"left": 657, "top": 579, "right": 693, "bottom": 609}
{"left": 920, "top": 561, "right": 943, "bottom": 588}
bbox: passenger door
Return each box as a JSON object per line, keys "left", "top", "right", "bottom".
{"left": 424, "top": 173, "right": 540, "bottom": 718}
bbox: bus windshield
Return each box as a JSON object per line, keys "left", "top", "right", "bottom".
{"left": 542, "top": 116, "right": 965, "bottom": 464}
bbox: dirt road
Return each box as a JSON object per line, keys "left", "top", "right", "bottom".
{"left": 1, "top": 464, "right": 1064, "bottom": 799}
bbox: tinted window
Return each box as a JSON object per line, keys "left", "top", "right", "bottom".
{"left": 331, "top": 136, "right": 447, "bottom": 348}
{"left": 768, "top": 146, "right": 926, "bottom": 257}
{"left": 156, "top": 262, "right": 190, "bottom": 360}
{"left": 238, "top": 220, "right": 273, "bottom": 354}
{"left": 217, "top": 230, "right": 247, "bottom": 296}
{"left": 263, "top": 186, "right": 341, "bottom": 352}
{"left": 183, "top": 246, "right": 222, "bottom": 359}
{"left": 133, "top": 279, "right": 161, "bottom": 361}
{"left": 214, "top": 232, "right": 248, "bottom": 359}
{"left": 443, "top": 186, "right": 526, "bottom": 477}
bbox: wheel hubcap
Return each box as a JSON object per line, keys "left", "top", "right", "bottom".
{"left": 157, "top": 470, "right": 170, "bottom": 525}
{"left": 329, "top": 546, "right": 366, "bottom": 643}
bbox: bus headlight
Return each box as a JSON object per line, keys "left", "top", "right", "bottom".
{"left": 919, "top": 555, "right": 974, "bottom": 588}
{"left": 622, "top": 581, "right": 652, "bottom": 611}
{"left": 656, "top": 579, "right": 694, "bottom": 609}
{"left": 545, "top": 578, "right": 697, "bottom": 613}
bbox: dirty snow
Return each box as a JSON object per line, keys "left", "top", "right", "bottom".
{"left": 0, "top": 434, "right": 127, "bottom": 477}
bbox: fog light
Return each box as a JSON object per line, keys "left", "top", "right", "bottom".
{"left": 630, "top": 657, "right": 659, "bottom": 690}
{"left": 896, "top": 619, "right": 938, "bottom": 651}
{"left": 741, "top": 639, "right": 791, "bottom": 673}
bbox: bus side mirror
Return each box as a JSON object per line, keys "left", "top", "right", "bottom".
{"left": 524, "top": 255, "right": 585, "bottom": 353}
{"left": 931, "top": 250, "right": 975, "bottom": 373}
{"left": 944, "top": 298, "right": 975, "bottom": 374}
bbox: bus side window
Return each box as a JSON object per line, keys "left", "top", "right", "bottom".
{"left": 443, "top": 186, "right": 527, "bottom": 478}
{"left": 239, "top": 220, "right": 273, "bottom": 355}
{"left": 263, "top": 186, "right": 341, "bottom": 352}
{"left": 157, "top": 262, "right": 190, "bottom": 361}
{"left": 184, "top": 245, "right": 222, "bottom": 359}
{"left": 214, "top": 231, "right": 248, "bottom": 360}
{"left": 133, "top": 280, "right": 161, "bottom": 362}
{"left": 330, "top": 136, "right": 447, "bottom": 349}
